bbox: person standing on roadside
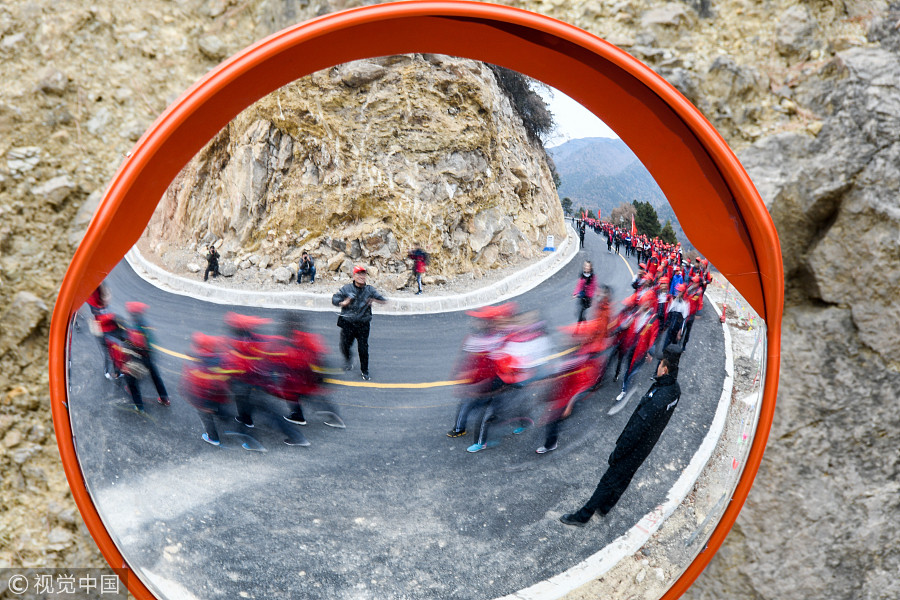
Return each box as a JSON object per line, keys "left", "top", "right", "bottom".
{"left": 332, "top": 265, "right": 387, "bottom": 381}
{"left": 204, "top": 244, "right": 220, "bottom": 281}
{"left": 407, "top": 243, "right": 429, "bottom": 295}
{"left": 559, "top": 355, "right": 681, "bottom": 526}
{"left": 573, "top": 260, "right": 596, "bottom": 324}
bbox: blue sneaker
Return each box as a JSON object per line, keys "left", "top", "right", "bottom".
{"left": 513, "top": 426, "right": 527, "bottom": 435}
{"left": 467, "top": 443, "right": 485, "bottom": 453}
{"left": 201, "top": 433, "right": 220, "bottom": 446}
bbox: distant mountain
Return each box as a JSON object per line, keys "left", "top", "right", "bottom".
{"left": 548, "top": 137, "right": 688, "bottom": 245}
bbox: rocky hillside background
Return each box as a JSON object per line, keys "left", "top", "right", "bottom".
{"left": 1, "top": 0, "right": 898, "bottom": 599}
{"left": 143, "top": 54, "right": 565, "bottom": 289}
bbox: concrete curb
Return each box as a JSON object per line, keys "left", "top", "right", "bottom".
{"left": 500, "top": 295, "right": 736, "bottom": 600}
{"left": 125, "top": 224, "right": 579, "bottom": 316}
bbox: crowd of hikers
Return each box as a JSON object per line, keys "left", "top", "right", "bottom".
{"left": 83, "top": 219, "right": 711, "bottom": 460}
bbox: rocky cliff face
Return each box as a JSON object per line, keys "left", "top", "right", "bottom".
{"left": 144, "top": 54, "right": 565, "bottom": 288}
{"left": 2, "top": 0, "right": 899, "bottom": 598}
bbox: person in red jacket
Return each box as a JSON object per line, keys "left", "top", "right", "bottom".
{"left": 447, "top": 303, "right": 515, "bottom": 438}
{"left": 573, "top": 260, "right": 596, "bottom": 324}
{"left": 124, "top": 302, "right": 170, "bottom": 406}
{"left": 611, "top": 292, "right": 660, "bottom": 412}
{"left": 408, "top": 243, "right": 429, "bottom": 295}
{"left": 265, "top": 316, "right": 344, "bottom": 434}
{"left": 182, "top": 332, "right": 232, "bottom": 446}
{"left": 98, "top": 313, "right": 145, "bottom": 412}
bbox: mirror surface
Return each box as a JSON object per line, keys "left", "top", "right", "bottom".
{"left": 65, "top": 55, "right": 766, "bottom": 600}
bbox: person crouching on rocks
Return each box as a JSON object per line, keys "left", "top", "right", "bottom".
{"left": 204, "top": 244, "right": 220, "bottom": 281}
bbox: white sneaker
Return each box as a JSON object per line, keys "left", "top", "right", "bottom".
{"left": 536, "top": 443, "right": 557, "bottom": 454}
{"left": 615, "top": 391, "right": 626, "bottom": 402}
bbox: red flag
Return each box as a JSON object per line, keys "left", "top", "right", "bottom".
{"left": 598, "top": 208, "right": 601, "bottom": 221}
{"left": 631, "top": 214, "right": 637, "bottom": 237}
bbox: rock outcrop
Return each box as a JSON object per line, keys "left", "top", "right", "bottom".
{"left": 144, "top": 54, "right": 566, "bottom": 283}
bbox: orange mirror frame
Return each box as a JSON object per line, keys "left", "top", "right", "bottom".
{"left": 49, "top": 2, "right": 783, "bottom": 598}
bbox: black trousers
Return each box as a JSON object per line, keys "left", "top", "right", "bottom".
{"left": 575, "top": 449, "right": 649, "bottom": 519}
{"left": 204, "top": 263, "right": 219, "bottom": 281}
{"left": 340, "top": 321, "right": 371, "bottom": 373}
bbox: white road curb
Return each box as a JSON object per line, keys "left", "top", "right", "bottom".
{"left": 125, "top": 224, "right": 580, "bottom": 316}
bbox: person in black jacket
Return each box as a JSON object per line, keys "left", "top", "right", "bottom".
{"left": 203, "top": 245, "right": 220, "bottom": 281}
{"left": 332, "top": 265, "right": 387, "bottom": 381}
{"left": 559, "top": 356, "right": 681, "bottom": 526}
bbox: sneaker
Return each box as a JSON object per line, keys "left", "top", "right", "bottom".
{"left": 446, "top": 429, "right": 467, "bottom": 438}
{"left": 284, "top": 414, "right": 307, "bottom": 425}
{"left": 513, "top": 425, "right": 527, "bottom": 435}
{"left": 361, "top": 372, "right": 370, "bottom": 381}
{"left": 284, "top": 438, "right": 310, "bottom": 447}
{"left": 235, "top": 416, "right": 254, "bottom": 428}
{"left": 343, "top": 362, "right": 353, "bottom": 372}
{"left": 201, "top": 433, "right": 221, "bottom": 446}
{"left": 616, "top": 391, "right": 626, "bottom": 402}
{"left": 323, "top": 415, "right": 346, "bottom": 428}
{"left": 559, "top": 513, "right": 588, "bottom": 527}
{"left": 157, "top": 397, "right": 170, "bottom": 406}
{"left": 466, "top": 441, "right": 498, "bottom": 453}
{"left": 536, "top": 443, "right": 558, "bottom": 454}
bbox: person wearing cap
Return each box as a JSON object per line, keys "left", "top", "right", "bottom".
{"left": 182, "top": 332, "right": 232, "bottom": 446}
{"left": 332, "top": 265, "right": 387, "bottom": 380}
{"left": 124, "top": 302, "right": 170, "bottom": 406}
{"left": 446, "top": 303, "right": 514, "bottom": 438}
{"left": 560, "top": 356, "right": 681, "bottom": 527}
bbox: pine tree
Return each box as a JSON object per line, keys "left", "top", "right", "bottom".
{"left": 660, "top": 220, "right": 678, "bottom": 244}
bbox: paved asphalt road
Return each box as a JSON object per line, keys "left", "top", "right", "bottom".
{"left": 66, "top": 230, "right": 725, "bottom": 600}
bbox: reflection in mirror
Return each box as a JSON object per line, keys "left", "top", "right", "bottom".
{"left": 66, "top": 54, "right": 766, "bottom": 600}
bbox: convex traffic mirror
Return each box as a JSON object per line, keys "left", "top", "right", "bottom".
{"left": 50, "top": 3, "right": 783, "bottom": 600}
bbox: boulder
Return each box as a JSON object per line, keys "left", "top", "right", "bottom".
{"left": 775, "top": 6, "right": 819, "bottom": 59}
{"left": 187, "top": 263, "right": 202, "bottom": 273}
{"left": 272, "top": 266, "right": 292, "bottom": 283}
{"left": 36, "top": 67, "right": 69, "bottom": 95}
{"left": 31, "top": 175, "right": 75, "bottom": 208}
{"left": 198, "top": 35, "right": 227, "bottom": 60}
{"left": 221, "top": 261, "right": 237, "bottom": 277}
{"left": 6, "top": 147, "right": 41, "bottom": 174}
{"left": 0, "top": 292, "right": 48, "bottom": 358}
{"left": 340, "top": 60, "right": 386, "bottom": 88}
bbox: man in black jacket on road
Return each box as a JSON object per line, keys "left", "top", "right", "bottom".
{"left": 560, "top": 356, "right": 681, "bottom": 526}
{"left": 332, "top": 265, "right": 387, "bottom": 381}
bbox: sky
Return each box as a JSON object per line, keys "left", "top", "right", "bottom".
{"left": 538, "top": 85, "right": 619, "bottom": 147}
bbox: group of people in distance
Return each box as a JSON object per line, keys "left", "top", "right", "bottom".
{"left": 201, "top": 240, "right": 431, "bottom": 294}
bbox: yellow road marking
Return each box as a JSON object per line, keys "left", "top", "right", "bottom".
{"left": 151, "top": 344, "right": 197, "bottom": 362}
{"left": 618, "top": 253, "right": 636, "bottom": 278}
{"left": 151, "top": 343, "right": 581, "bottom": 388}
{"left": 323, "top": 378, "right": 469, "bottom": 389}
